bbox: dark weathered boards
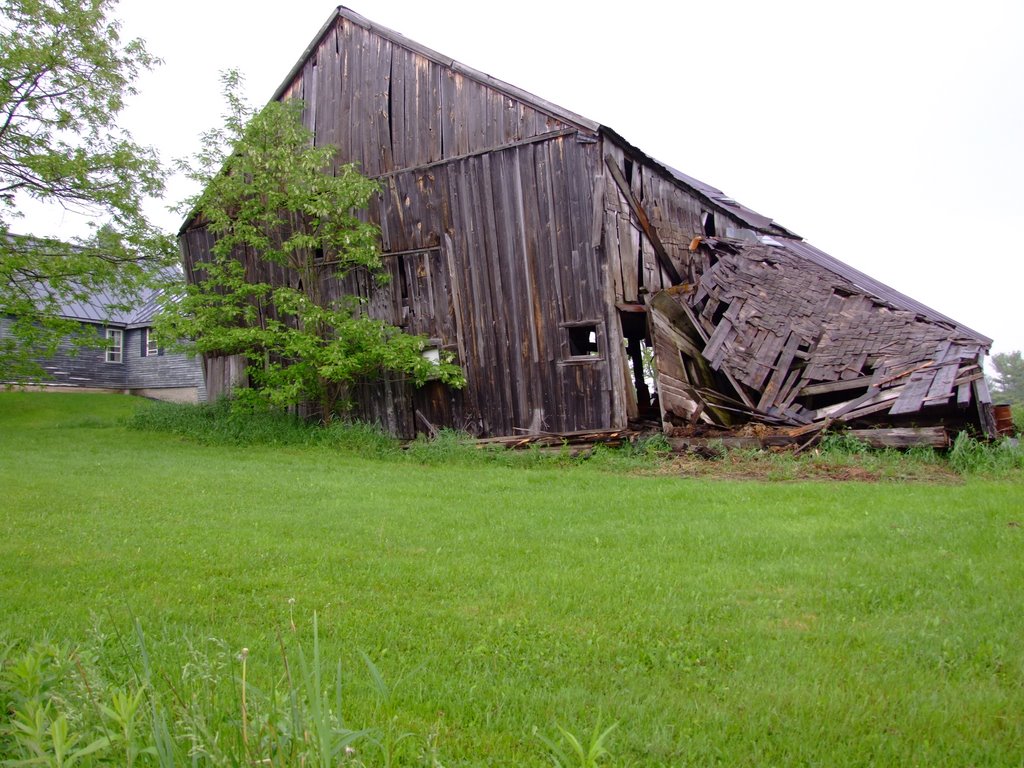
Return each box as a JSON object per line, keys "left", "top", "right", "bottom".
{"left": 179, "top": 7, "right": 995, "bottom": 440}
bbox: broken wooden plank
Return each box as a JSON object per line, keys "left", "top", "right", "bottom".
{"left": 812, "top": 386, "right": 899, "bottom": 421}
{"left": 757, "top": 331, "right": 802, "bottom": 411}
{"left": 847, "top": 427, "right": 949, "bottom": 449}
{"left": 838, "top": 397, "right": 906, "bottom": 423}
{"left": 825, "top": 387, "right": 882, "bottom": 421}
{"left": 773, "top": 365, "right": 806, "bottom": 410}
{"left": 923, "top": 360, "right": 960, "bottom": 405}
{"left": 793, "top": 417, "right": 834, "bottom": 454}
{"left": 800, "top": 376, "right": 874, "bottom": 397}
{"left": 889, "top": 370, "right": 939, "bottom": 415}
{"left": 475, "top": 427, "right": 640, "bottom": 449}
{"left": 415, "top": 409, "right": 439, "bottom": 439}
{"left": 974, "top": 378, "right": 998, "bottom": 437}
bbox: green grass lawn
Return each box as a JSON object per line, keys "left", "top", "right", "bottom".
{"left": 1, "top": 392, "right": 1023, "bottom": 766}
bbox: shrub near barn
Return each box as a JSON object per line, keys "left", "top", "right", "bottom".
{"left": 160, "top": 73, "right": 463, "bottom": 422}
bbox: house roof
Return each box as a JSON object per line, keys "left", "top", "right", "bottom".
{"left": 262, "top": 6, "right": 989, "bottom": 349}
{"left": 23, "top": 273, "right": 175, "bottom": 329}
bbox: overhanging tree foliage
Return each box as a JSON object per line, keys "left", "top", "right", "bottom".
{"left": 161, "top": 73, "right": 464, "bottom": 421}
{"left": 0, "top": 0, "right": 174, "bottom": 380}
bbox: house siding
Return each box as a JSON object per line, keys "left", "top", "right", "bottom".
{"left": 2, "top": 319, "right": 128, "bottom": 388}
{"left": 2, "top": 317, "right": 206, "bottom": 400}
{"left": 123, "top": 328, "right": 207, "bottom": 400}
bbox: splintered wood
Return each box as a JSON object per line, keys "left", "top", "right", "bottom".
{"left": 651, "top": 237, "right": 994, "bottom": 438}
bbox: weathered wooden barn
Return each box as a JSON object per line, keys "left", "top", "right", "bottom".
{"left": 179, "top": 6, "right": 994, "bottom": 442}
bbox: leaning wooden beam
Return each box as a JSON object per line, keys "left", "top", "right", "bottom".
{"left": 474, "top": 428, "right": 640, "bottom": 449}
{"left": 603, "top": 155, "right": 683, "bottom": 285}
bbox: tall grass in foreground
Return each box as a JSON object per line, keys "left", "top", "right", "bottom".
{"left": 0, "top": 616, "right": 455, "bottom": 767}
{"left": 1, "top": 617, "right": 605, "bottom": 767}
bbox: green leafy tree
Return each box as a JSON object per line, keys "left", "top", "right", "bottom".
{"left": 990, "top": 350, "right": 1024, "bottom": 404}
{"left": 0, "top": 0, "right": 174, "bottom": 380}
{"left": 160, "top": 72, "right": 464, "bottom": 422}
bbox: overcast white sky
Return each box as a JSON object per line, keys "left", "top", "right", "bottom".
{"left": 22, "top": 0, "right": 1024, "bottom": 356}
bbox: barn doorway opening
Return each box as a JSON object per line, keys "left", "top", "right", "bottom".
{"left": 619, "top": 309, "right": 658, "bottom": 420}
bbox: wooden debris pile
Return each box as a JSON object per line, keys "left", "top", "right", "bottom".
{"left": 650, "top": 236, "right": 995, "bottom": 438}
{"left": 474, "top": 428, "right": 639, "bottom": 451}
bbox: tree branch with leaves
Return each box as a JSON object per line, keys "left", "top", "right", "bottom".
{"left": 0, "top": 0, "right": 175, "bottom": 380}
{"left": 161, "top": 72, "right": 464, "bottom": 422}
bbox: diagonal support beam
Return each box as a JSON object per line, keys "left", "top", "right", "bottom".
{"left": 603, "top": 154, "right": 683, "bottom": 285}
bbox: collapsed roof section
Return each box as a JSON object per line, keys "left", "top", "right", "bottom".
{"left": 650, "top": 235, "right": 995, "bottom": 437}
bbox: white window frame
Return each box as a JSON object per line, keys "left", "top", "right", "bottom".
{"left": 105, "top": 328, "right": 123, "bottom": 363}
{"left": 145, "top": 328, "right": 158, "bottom": 357}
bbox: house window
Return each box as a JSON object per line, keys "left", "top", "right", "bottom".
{"left": 145, "top": 328, "right": 158, "bottom": 357}
{"left": 105, "top": 328, "right": 123, "bottom": 363}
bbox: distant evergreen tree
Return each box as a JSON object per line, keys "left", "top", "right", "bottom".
{"left": 990, "top": 351, "right": 1024, "bottom": 404}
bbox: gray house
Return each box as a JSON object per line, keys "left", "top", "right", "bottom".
{"left": 1, "top": 281, "right": 206, "bottom": 403}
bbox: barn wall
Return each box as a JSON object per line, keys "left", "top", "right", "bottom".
{"left": 180, "top": 15, "right": 618, "bottom": 438}
{"left": 279, "top": 16, "right": 579, "bottom": 178}
{"left": 330, "top": 134, "right": 614, "bottom": 437}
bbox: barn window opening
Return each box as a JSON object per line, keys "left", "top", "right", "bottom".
{"left": 702, "top": 211, "right": 716, "bottom": 236}
{"left": 397, "top": 255, "right": 410, "bottom": 302}
{"left": 567, "top": 324, "right": 599, "bottom": 357}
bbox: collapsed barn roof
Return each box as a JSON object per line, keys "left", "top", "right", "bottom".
{"left": 649, "top": 235, "right": 993, "bottom": 437}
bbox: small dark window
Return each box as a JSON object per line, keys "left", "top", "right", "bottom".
{"left": 702, "top": 211, "right": 717, "bottom": 237}
{"left": 567, "top": 324, "right": 599, "bottom": 357}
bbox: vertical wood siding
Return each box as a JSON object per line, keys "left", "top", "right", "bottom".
{"left": 182, "top": 15, "right": 614, "bottom": 438}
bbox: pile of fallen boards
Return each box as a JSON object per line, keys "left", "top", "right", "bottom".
{"left": 648, "top": 236, "right": 996, "bottom": 440}
{"left": 475, "top": 428, "right": 638, "bottom": 452}
{"left": 472, "top": 425, "right": 951, "bottom": 454}
{"left": 667, "top": 423, "right": 951, "bottom": 452}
